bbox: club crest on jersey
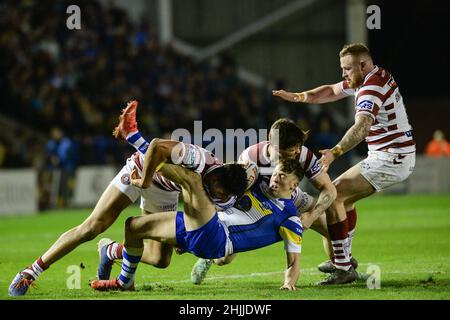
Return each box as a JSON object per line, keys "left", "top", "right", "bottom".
{"left": 121, "top": 173, "right": 131, "bottom": 185}
{"left": 357, "top": 100, "right": 374, "bottom": 111}
{"left": 388, "top": 77, "right": 397, "bottom": 88}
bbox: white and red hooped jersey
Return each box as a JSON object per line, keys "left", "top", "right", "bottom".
{"left": 238, "top": 141, "right": 321, "bottom": 180}
{"left": 239, "top": 141, "right": 319, "bottom": 212}
{"left": 340, "top": 66, "right": 416, "bottom": 154}
{"left": 130, "top": 143, "right": 222, "bottom": 192}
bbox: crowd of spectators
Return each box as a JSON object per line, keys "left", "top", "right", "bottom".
{"left": 0, "top": 0, "right": 342, "bottom": 207}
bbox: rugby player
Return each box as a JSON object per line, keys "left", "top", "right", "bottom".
{"left": 190, "top": 118, "right": 348, "bottom": 284}
{"left": 8, "top": 103, "right": 248, "bottom": 296}
{"left": 273, "top": 43, "right": 415, "bottom": 284}
{"left": 90, "top": 156, "right": 305, "bottom": 291}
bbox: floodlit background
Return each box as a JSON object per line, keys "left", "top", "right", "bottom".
{"left": 0, "top": 0, "right": 449, "bottom": 213}
{"left": 0, "top": 0, "right": 450, "bottom": 301}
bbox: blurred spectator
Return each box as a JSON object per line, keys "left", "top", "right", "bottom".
{"left": 425, "top": 130, "right": 450, "bottom": 158}
{"left": 311, "top": 112, "right": 339, "bottom": 149}
{"left": 43, "top": 127, "right": 78, "bottom": 208}
{"left": 0, "top": 0, "right": 281, "bottom": 166}
{"left": 46, "top": 127, "right": 77, "bottom": 171}
{"left": 0, "top": 0, "right": 347, "bottom": 209}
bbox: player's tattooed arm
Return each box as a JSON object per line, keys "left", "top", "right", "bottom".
{"left": 308, "top": 173, "right": 336, "bottom": 221}
{"left": 318, "top": 114, "right": 373, "bottom": 173}
{"left": 336, "top": 114, "right": 373, "bottom": 154}
{"left": 313, "top": 192, "right": 333, "bottom": 215}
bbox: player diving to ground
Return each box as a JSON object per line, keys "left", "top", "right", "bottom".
{"left": 90, "top": 149, "right": 305, "bottom": 291}
{"left": 190, "top": 118, "right": 349, "bottom": 285}
{"left": 97, "top": 110, "right": 341, "bottom": 285}
{"left": 273, "top": 43, "right": 416, "bottom": 284}
{"left": 8, "top": 102, "right": 251, "bottom": 297}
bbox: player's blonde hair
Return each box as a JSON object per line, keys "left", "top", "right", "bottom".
{"left": 339, "top": 43, "right": 371, "bottom": 58}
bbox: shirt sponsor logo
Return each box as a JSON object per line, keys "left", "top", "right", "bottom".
{"left": 158, "top": 204, "right": 178, "bottom": 211}
{"left": 311, "top": 162, "right": 321, "bottom": 174}
{"left": 357, "top": 100, "right": 374, "bottom": 111}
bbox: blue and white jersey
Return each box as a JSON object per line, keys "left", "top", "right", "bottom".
{"left": 239, "top": 141, "right": 317, "bottom": 212}
{"left": 218, "top": 176, "right": 303, "bottom": 255}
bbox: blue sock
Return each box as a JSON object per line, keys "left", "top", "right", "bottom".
{"left": 118, "top": 247, "right": 143, "bottom": 288}
{"left": 126, "top": 131, "right": 149, "bottom": 154}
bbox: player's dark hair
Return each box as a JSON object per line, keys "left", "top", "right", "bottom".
{"left": 339, "top": 43, "right": 371, "bottom": 58}
{"left": 278, "top": 158, "right": 304, "bottom": 182}
{"left": 217, "top": 163, "right": 248, "bottom": 198}
{"left": 269, "top": 118, "right": 308, "bottom": 150}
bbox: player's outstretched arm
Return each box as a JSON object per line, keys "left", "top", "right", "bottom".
{"left": 130, "top": 138, "right": 183, "bottom": 188}
{"left": 272, "top": 83, "right": 347, "bottom": 104}
{"left": 279, "top": 216, "right": 303, "bottom": 290}
{"left": 280, "top": 252, "right": 300, "bottom": 291}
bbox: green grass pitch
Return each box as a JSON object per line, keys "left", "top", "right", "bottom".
{"left": 1, "top": 194, "right": 449, "bottom": 300}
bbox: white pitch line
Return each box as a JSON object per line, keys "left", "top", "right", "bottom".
{"left": 140, "top": 263, "right": 447, "bottom": 286}
{"left": 140, "top": 267, "right": 337, "bottom": 285}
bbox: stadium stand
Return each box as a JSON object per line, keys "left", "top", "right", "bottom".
{"left": 0, "top": 0, "right": 342, "bottom": 208}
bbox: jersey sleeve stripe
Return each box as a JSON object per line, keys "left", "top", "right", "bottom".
{"left": 367, "top": 132, "right": 405, "bottom": 144}
{"left": 387, "top": 113, "right": 397, "bottom": 121}
{"left": 385, "top": 103, "right": 394, "bottom": 111}
{"left": 356, "top": 110, "right": 376, "bottom": 121}
{"left": 377, "top": 140, "right": 415, "bottom": 150}
{"left": 387, "top": 124, "right": 398, "bottom": 131}
{"left": 364, "top": 73, "right": 391, "bottom": 87}
{"left": 356, "top": 89, "right": 386, "bottom": 102}
{"left": 279, "top": 226, "right": 303, "bottom": 245}
{"left": 304, "top": 149, "right": 313, "bottom": 170}
{"left": 368, "top": 128, "right": 388, "bottom": 136}
{"left": 134, "top": 152, "right": 143, "bottom": 170}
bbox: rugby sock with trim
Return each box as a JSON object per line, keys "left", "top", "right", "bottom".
{"left": 118, "top": 246, "right": 143, "bottom": 289}
{"left": 107, "top": 242, "right": 124, "bottom": 260}
{"left": 346, "top": 208, "right": 357, "bottom": 259}
{"left": 126, "top": 131, "right": 149, "bottom": 154}
{"left": 328, "top": 219, "right": 351, "bottom": 271}
{"left": 22, "top": 257, "right": 49, "bottom": 280}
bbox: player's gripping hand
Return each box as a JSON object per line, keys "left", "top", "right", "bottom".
{"left": 318, "top": 149, "right": 335, "bottom": 174}
{"left": 300, "top": 212, "right": 315, "bottom": 230}
{"left": 280, "top": 283, "right": 297, "bottom": 291}
{"left": 272, "top": 89, "right": 304, "bottom": 103}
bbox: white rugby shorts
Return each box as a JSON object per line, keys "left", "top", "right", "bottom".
{"left": 358, "top": 151, "right": 415, "bottom": 191}
{"left": 110, "top": 163, "right": 179, "bottom": 213}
